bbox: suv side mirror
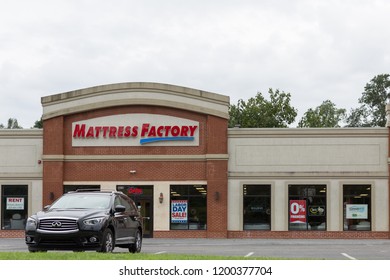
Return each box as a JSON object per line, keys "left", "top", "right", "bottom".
{"left": 115, "top": 205, "right": 126, "bottom": 213}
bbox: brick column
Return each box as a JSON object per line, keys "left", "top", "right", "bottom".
{"left": 206, "top": 115, "right": 228, "bottom": 238}
{"left": 42, "top": 116, "right": 64, "bottom": 206}
{"left": 206, "top": 160, "right": 228, "bottom": 238}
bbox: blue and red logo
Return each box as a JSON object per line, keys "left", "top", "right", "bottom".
{"left": 73, "top": 123, "right": 198, "bottom": 145}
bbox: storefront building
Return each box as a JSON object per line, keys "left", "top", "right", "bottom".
{"left": 0, "top": 82, "right": 389, "bottom": 239}
{"left": 0, "top": 129, "right": 43, "bottom": 237}
{"left": 228, "top": 128, "right": 389, "bottom": 239}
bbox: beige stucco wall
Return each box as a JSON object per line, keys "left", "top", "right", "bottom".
{"left": 227, "top": 128, "right": 389, "bottom": 232}
{"left": 0, "top": 130, "right": 43, "bottom": 176}
{"left": 0, "top": 129, "right": 43, "bottom": 217}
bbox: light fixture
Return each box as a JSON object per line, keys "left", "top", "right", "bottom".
{"left": 129, "top": 170, "right": 136, "bottom": 174}
{"left": 159, "top": 192, "right": 164, "bottom": 203}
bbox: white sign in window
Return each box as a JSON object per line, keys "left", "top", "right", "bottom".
{"left": 6, "top": 197, "right": 25, "bottom": 210}
{"left": 346, "top": 204, "right": 368, "bottom": 219}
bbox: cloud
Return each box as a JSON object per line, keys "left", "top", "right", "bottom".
{"left": 1, "top": 0, "right": 389, "bottom": 127}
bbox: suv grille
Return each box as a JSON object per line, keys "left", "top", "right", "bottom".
{"left": 39, "top": 218, "right": 78, "bottom": 232}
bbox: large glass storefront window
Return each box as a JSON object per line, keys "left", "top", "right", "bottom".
{"left": 243, "top": 185, "right": 271, "bottom": 230}
{"left": 1, "top": 185, "right": 28, "bottom": 230}
{"left": 170, "top": 185, "right": 207, "bottom": 230}
{"left": 343, "top": 185, "right": 371, "bottom": 231}
{"left": 288, "top": 185, "right": 326, "bottom": 231}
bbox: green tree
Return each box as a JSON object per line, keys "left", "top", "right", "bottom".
{"left": 298, "top": 100, "right": 346, "bottom": 128}
{"left": 33, "top": 117, "right": 43, "bottom": 128}
{"left": 0, "top": 118, "right": 23, "bottom": 129}
{"left": 346, "top": 74, "right": 390, "bottom": 127}
{"left": 229, "top": 88, "right": 297, "bottom": 128}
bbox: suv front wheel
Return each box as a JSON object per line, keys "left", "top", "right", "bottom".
{"left": 98, "top": 228, "right": 114, "bottom": 253}
{"left": 129, "top": 229, "right": 142, "bottom": 253}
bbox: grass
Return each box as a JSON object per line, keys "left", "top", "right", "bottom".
{"left": 0, "top": 252, "right": 282, "bottom": 260}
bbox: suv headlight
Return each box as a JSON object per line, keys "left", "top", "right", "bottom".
{"left": 83, "top": 217, "right": 105, "bottom": 226}
{"left": 26, "top": 217, "right": 37, "bottom": 230}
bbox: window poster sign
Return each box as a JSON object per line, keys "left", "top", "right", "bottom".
{"left": 290, "top": 200, "right": 306, "bottom": 223}
{"left": 171, "top": 200, "right": 188, "bottom": 223}
{"left": 346, "top": 204, "right": 368, "bottom": 219}
{"left": 308, "top": 205, "right": 325, "bottom": 216}
{"left": 6, "top": 197, "right": 24, "bottom": 210}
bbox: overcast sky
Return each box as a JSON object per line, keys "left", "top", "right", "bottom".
{"left": 1, "top": 0, "right": 389, "bottom": 128}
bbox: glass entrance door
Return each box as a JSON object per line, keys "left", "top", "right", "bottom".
{"left": 138, "top": 199, "right": 152, "bottom": 238}
{"left": 117, "top": 185, "right": 153, "bottom": 238}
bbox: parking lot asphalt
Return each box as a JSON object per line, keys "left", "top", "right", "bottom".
{"left": 1, "top": 237, "right": 390, "bottom": 260}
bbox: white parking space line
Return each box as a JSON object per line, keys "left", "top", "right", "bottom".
{"left": 341, "top": 253, "right": 357, "bottom": 260}
{"left": 245, "top": 252, "right": 254, "bottom": 258}
{"left": 154, "top": 251, "right": 167, "bottom": 255}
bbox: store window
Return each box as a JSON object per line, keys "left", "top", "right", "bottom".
{"left": 1, "top": 185, "right": 28, "bottom": 230}
{"left": 170, "top": 185, "right": 207, "bottom": 230}
{"left": 243, "top": 185, "right": 271, "bottom": 230}
{"left": 288, "top": 185, "right": 326, "bottom": 231}
{"left": 343, "top": 185, "right": 371, "bottom": 231}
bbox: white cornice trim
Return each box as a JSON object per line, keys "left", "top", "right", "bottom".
{"left": 42, "top": 154, "right": 229, "bottom": 162}
{"left": 0, "top": 129, "right": 43, "bottom": 139}
{"left": 228, "top": 127, "right": 389, "bottom": 138}
{"left": 42, "top": 82, "right": 230, "bottom": 120}
{"left": 0, "top": 173, "right": 43, "bottom": 180}
{"left": 228, "top": 171, "right": 388, "bottom": 179}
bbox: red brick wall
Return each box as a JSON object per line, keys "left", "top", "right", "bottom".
{"left": 0, "top": 230, "right": 24, "bottom": 238}
{"left": 43, "top": 116, "right": 64, "bottom": 155}
{"left": 206, "top": 115, "right": 228, "bottom": 154}
{"left": 154, "top": 231, "right": 389, "bottom": 239}
{"left": 2, "top": 230, "right": 388, "bottom": 239}
{"left": 42, "top": 104, "right": 229, "bottom": 238}
{"left": 42, "top": 116, "right": 65, "bottom": 205}
{"left": 63, "top": 161, "right": 207, "bottom": 181}
{"left": 43, "top": 161, "right": 64, "bottom": 205}
{"left": 228, "top": 231, "right": 390, "bottom": 239}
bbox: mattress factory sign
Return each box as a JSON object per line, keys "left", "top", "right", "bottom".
{"left": 72, "top": 114, "right": 199, "bottom": 147}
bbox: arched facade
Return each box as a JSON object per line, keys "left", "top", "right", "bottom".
{"left": 41, "top": 82, "right": 230, "bottom": 238}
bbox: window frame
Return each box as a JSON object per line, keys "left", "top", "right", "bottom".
{"left": 1, "top": 185, "right": 28, "bottom": 230}
{"left": 288, "top": 184, "right": 327, "bottom": 231}
{"left": 243, "top": 184, "right": 271, "bottom": 230}
{"left": 170, "top": 184, "right": 207, "bottom": 230}
{"left": 343, "top": 184, "right": 371, "bottom": 231}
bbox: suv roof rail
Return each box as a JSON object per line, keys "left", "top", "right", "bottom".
{"left": 69, "top": 189, "right": 100, "bottom": 193}
{"left": 69, "top": 189, "right": 119, "bottom": 194}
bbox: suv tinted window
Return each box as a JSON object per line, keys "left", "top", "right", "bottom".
{"left": 51, "top": 194, "right": 111, "bottom": 209}
{"left": 119, "top": 196, "right": 132, "bottom": 212}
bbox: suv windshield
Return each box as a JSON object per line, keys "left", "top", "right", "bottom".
{"left": 50, "top": 194, "right": 111, "bottom": 210}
